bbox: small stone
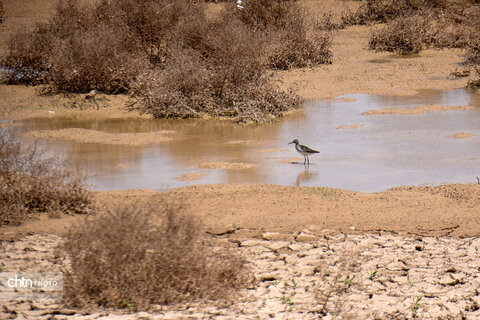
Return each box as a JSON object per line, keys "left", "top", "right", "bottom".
{"left": 262, "top": 232, "right": 293, "bottom": 241}
{"left": 240, "top": 239, "right": 269, "bottom": 247}
{"left": 207, "top": 224, "right": 236, "bottom": 236}
{"left": 266, "top": 241, "right": 291, "bottom": 251}
{"left": 296, "top": 232, "right": 318, "bottom": 242}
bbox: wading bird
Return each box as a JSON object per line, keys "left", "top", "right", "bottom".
{"left": 288, "top": 139, "right": 319, "bottom": 164}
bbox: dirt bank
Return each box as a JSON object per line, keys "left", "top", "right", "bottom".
{"left": 3, "top": 183, "right": 479, "bottom": 240}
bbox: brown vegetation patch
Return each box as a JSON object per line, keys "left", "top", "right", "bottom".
{"left": 0, "top": 130, "right": 91, "bottom": 225}
{"left": 1, "top": 0, "right": 333, "bottom": 123}
{"left": 360, "top": 0, "right": 480, "bottom": 55}
{"left": 63, "top": 200, "right": 251, "bottom": 309}
{"left": 450, "top": 132, "right": 474, "bottom": 139}
{"left": 337, "top": 124, "right": 364, "bottom": 129}
{"left": 362, "top": 104, "right": 473, "bottom": 115}
{"left": 24, "top": 128, "right": 174, "bottom": 145}
{"left": 173, "top": 172, "right": 206, "bottom": 181}
{"left": 468, "top": 68, "right": 480, "bottom": 91}
{"left": 197, "top": 162, "right": 255, "bottom": 170}
{"left": 369, "top": 15, "right": 426, "bottom": 54}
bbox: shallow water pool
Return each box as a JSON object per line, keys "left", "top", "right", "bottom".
{"left": 16, "top": 89, "right": 480, "bottom": 192}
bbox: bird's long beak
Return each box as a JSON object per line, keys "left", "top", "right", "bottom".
{"left": 288, "top": 141, "right": 294, "bottom": 144}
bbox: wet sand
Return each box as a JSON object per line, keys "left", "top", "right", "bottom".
{"left": 25, "top": 128, "right": 175, "bottom": 145}
{"left": 362, "top": 104, "right": 473, "bottom": 115}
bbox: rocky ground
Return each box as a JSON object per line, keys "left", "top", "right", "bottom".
{"left": 2, "top": 229, "right": 480, "bottom": 319}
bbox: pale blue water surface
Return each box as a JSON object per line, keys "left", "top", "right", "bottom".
{"left": 14, "top": 89, "right": 480, "bottom": 192}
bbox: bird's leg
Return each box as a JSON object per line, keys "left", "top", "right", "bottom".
{"left": 307, "top": 155, "right": 310, "bottom": 164}
{"left": 303, "top": 155, "right": 306, "bottom": 164}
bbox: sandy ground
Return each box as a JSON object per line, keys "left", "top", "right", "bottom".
{"left": 25, "top": 128, "right": 175, "bottom": 145}
{"left": 2, "top": 231, "right": 480, "bottom": 319}
{"left": 450, "top": 132, "right": 475, "bottom": 139}
{"left": 362, "top": 104, "right": 473, "bottom": 115}
{"left": 1, "top": 0, "right": 480, "bottom": 318}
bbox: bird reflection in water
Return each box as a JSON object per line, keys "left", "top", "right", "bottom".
{"left": 295, "top": 163, "right": 317, "bottom": 186}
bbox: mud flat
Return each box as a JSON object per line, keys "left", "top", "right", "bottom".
{"left": 24, "top": 128, "right": 175, "bottom": 145}
{"left": 362, "top": 105, "right": 473, "bottom": 115}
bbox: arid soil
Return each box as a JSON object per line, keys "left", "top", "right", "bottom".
{"left": 1, "top": 0, "right": 480, "bottom": 318}
{"left": 2, "top": 231, "right": 480, "bottom": 319}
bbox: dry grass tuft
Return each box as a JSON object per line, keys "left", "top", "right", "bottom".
{"left": 344, "top": 0, "right": 480, "bottom": 56}
{"left": 369, "top": 15, "right": 426, "bottom": 54}
{"left": 0, "top": 130, "right": 91, "bottom": 225}
{"left": 63, "top": 200, "right": 252, "bottom": 309}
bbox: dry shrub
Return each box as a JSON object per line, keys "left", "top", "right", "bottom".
{"left": 0, "top": 0, "right": 4, "bottom": 24}
{"left": 343, "top": 0, "right": 449, "bottom": 25}
{"left": 467, "top": 37, "right": 480, "bottom": 65}
{"left": 314, "top": 13, "right": 348, "bottom": 31}
{"left": 2, "top": 26, "right": 53, "bottom": 85}
{"left": 48, "top": 26, "right": 148, "bottom": 93}
{"left": 131, "top": 5, "right": 305, "bottom": 123}
{"left": 268, "top": 30, "right": 332, "bottom": 70}
{"left": 1, "top": 0, "right": 202, "bottom": 92}
{"left": 346, "top": 0, "right": 479, "bottom": 57}
{"left": 2, "top": 0, "right": 331, "bottom": 121}
{"left": 63, "top": 201, "right": 251, "bottom": 309}
{"left": 0, "top": 130, "right": 91, "bottom": 225}
{"left": 467, "top": 67, "right": 480, "bottom": 91}
{"left": 236, "top": 0, "right": 332, "bottom": 69}
{"left": 238, "top": 0, "right": 303, "bottom": 30}
{"left": 369, "top": 15, "right": 426, "bottom": 54}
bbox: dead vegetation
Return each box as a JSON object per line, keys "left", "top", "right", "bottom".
{"left": 1, "top": 0, "right": 332, "bottom": 123}
{"left": 313, "top": 0, "right": 480, "bottom": 56}
{"left": 63, "top": 200, "right": 252, "bottom": 309}
{"left": 0, "top": 0, "right": 4, "bottom": 24}
{"left": 0, "top": 129, "right": 91, "bottom": 225}
{"left": 334, "top": 0, "right": 480, "bottom": 56}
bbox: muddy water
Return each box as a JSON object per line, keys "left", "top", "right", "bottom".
{"left": 17, "top": 89, "right": 480, "bottom": 192}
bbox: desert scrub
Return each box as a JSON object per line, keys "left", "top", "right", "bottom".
{"left": 467, "top": 37, "right": 480, "bottom": 65}
{"left": 63, "top": 200, "right": 252, "bottom": 309}
{"left": 467, "top": 68, "right": 480, "bottom": 92}
{"left": 369, "top": 15, "right": 427, "bottom": 54}
{"left": 130, "top": 16, "right": 302, "bottom": 123}
{"left": 345, "top": 0, "right": 480, "bottom": 56}
{"left": 2, "top": 0, "right": 331, "bottom": 122}
{"left": 0, "top": 130, "right": 91, "bottom": 225}
{"left": 0, "top": 0, "right": 4, "bottom": 24}
{"left": 237, "top": 0, "right": 332, "bottom": 69}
